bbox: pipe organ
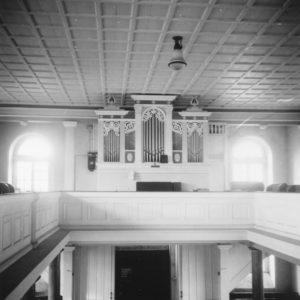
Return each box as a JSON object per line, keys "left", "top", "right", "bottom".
{"left": 95, "top": 95, "right": 220, "bottom": 166}
{"left": 94, "top": 95, "right": 228, "bottom": 191}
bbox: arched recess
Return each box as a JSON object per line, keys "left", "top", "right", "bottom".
{"left": 230, "top": 136, "right": 273, "bottom": 186}
{"left": 8, "top": 133, "right": 53, "bottom": 192}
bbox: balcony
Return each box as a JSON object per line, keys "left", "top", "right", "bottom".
{"left": 1, "top": 191, "right": 300, "bottom": 269}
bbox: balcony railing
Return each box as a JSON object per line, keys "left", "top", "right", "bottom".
{"left": 1, "top": 191, "right": 300, "bottom": 268}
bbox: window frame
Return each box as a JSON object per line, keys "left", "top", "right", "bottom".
{"left": 230, "top": 136, "right": 273, "bottom": 186}
{"left": 9, "top": 133, "right": 53, "bottom": 192}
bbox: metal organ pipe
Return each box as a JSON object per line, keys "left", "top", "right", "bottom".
{"left": 156, "top": 117, "right": 158, "bottom": 162}
{"left": 151, "top": 116, "right": 154, "bottom": 162}
{"left": 143, "top": 122, "right": 146, "bottom": 161}
{"left": 142, "top": 111, "right": 165, "bottom": 162}
{"left": 158, "top": 120, "right": 160, "bottom": 160}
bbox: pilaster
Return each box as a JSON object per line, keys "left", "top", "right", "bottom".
{"left": 134, "top": 104, "right": 143, "bottom": 163}
{"left": 218, "top": 244, "right": 232, "bottom": 300}
{"left": 62, "top": 121, "right": 77, "bottom": 191}
{"left": 61, "top": 246, "right": 75, "bottom": 300}
{"left": 165, "top": 105, "right": 173, "bottom": 163}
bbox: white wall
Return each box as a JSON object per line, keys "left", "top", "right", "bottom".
{"left": 0, "top": 122, "right": 293, "bottom": 192}
{"left": 227, "top": 244, "right": 251, "bottom": 291}
{"left": 74, "top": 121, "right": 98, "bottom": 191}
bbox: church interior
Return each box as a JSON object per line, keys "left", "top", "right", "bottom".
{"left": 0, "top": 0, "right": 300, "bottom": 299}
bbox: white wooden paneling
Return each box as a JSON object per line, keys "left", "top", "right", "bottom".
{"left": 14, "top": 215, "right": 22, "bottom": 243}
{"left": 34, "top": 192, "right": 60, "bottom": 240}
{"left": 254, "top": 193, "right": 300, "bottom": 239}
{"left": 181, "top": 245, "right": 207, "bottom": 300}
{"left": 3, "top": 217, "right": 12, "bottom": 249}
{"left": 74, "top": 245, "right": 114, "bottom": 300}
{"left": 0, "top": 194, "right": 32, "bottom": 265}
{"left": 60, "top": 192, "right": 254, "bottom": 229}
{"left": 0, "top": 192, "right": 60, "bottom": 267}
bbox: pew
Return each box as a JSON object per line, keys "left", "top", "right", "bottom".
{"left": 266, "top": 183, "right": 288, "bottom": 192}
{"left": 230, "top": 181, "right": 264, "bottom": 192}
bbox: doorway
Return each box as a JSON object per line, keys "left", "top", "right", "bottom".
{"left": 115, "top": 247, "right": 171, "bottom": 300}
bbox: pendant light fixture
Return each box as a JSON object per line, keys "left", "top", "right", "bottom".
{"left": 168, "top": 36, "right": 187, "bottom": 71}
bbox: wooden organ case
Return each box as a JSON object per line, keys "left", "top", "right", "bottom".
{"left": 95, "top": 95, "right": 226, "bottom": 192}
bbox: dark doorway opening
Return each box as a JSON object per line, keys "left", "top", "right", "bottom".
{"left": 115, "top": 247, "right": 171, "bottom": 300}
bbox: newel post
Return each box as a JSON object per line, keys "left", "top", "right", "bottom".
{"left": 30, "top": 193, "right": 39, "bottom": 248}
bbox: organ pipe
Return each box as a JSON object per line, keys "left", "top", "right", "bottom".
{"left": 104, "top": 129, "right": 120, "bottom": 162}
{"left": 187, "top": 130, "right": 202, "bottom": 162}
{"left": 143, "top": 111, "right": 165, "bottom": 162}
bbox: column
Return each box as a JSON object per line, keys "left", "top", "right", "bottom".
{"left": 250, "top": 247, "right": 264, "bottom": 300}
{"left": 134, "top": 104, "right": 142, "bottom": 164}
{"left": 61, "top": 246, "right": 75, "bottom": 300}
{"left": 63, "top": 121, "right": 77, "bottom": 191}
{"left": 224, "top": 124, "right": 230, "bottom": 191}
{"left": 169, "top": 244, "right": 180, "bottom": 300}
{"left": 202, "top": 121, "right": 209, "bottom": 162}
{"left": 218, "top": 244, "right": 232, "bottom": 300}
{"left": 30, "top": 193, "right": 38, "bottom": 248}
{"left": 182, "top": 121, "right": 187, "bottom": 164}
{"left": 98, "top": 118, "right": 104, "bottom": 163}
{"left": 165, "top": 105, "right": 173, "bottom": 163}
{"left": 49, "top": 255, "right": 61, "bottom": 300}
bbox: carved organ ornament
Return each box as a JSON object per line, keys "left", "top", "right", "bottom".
{"left": 124, "top": 121, "right": 135, "bottom": 134}
{"left": 103, "top": 121, "right": 120, "bottom": 136}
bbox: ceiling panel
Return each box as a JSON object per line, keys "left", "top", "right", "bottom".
{"left": 0, "top": 0, "right": 299, "bottom": 114}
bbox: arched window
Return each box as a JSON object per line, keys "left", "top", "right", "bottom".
{"left": 10, "top": 134, "right": 52, "bottom": 192}
{"left": 231, "top": 137, "right": 272, "bottom": 185}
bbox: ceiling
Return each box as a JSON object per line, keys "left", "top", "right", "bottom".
{"left": 0, "top": 0, "right": 300, "bottom": 122}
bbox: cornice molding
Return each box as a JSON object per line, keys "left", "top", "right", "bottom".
{"left": 0, "top": 106, "right": 300, "bottom": 125}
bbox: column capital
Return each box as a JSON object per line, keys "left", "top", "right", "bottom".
{"left": 248, "top": 244, "right": 261, "bottom": 252}
{"left": 218, "top": 244, "right": 232, "bottom": 251}
{"left": 63, "top": 121, "right": 78, "bottom": 128}
{"left": 64, "top": 246, "right": 75, "bottom": 253}
{"left": 164, "top": 105, "right": 174, "bottom": 114}
{"left": 134, "top": 104, "right": 143, "bottom": 114}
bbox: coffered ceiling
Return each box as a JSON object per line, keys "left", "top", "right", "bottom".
{"left": 0, "top": 0, "right": 300, "bottom": 122}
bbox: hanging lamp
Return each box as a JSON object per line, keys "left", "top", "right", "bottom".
{"left": 168, "top": 36, "right": 187, "bottom": 71}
